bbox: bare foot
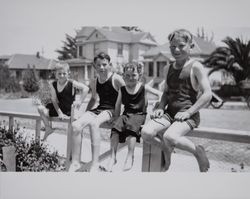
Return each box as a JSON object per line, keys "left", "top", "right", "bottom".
{"left": 195, "top": 145, "right": 210, "bottom": 172}
{"left": 42, "top": 126, "right": 54, "bottom": 141}
{"left": 68, "top": 162, "right": 81, "bottom": 172}
{"left": 89, "top": 164, "right": 102, "bottom": 172}
{"left": 105, "top": 158, "right": 117, "bottom": 172}
{"left": 161, "top": 146, "right": 174, "bottom": 172}
{"left": 123, "top": 156, "right": 134, "bottom": 171}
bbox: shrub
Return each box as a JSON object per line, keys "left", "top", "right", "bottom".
{"left": 0, "top": 126, "right": 65, "bottom": 172}
{"left": 22, "top": 65, "right": 40, "bottom": 93}
{"left": 0, "top": 64, "right": 20, "bottom": 92}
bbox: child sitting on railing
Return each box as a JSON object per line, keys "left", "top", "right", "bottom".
{"left": 37, "top": 62, "right": 89, "bottom": 141}
{"left": 104, "top": 61, "right": 162, "bottom": 172}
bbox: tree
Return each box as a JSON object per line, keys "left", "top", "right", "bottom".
{"left": 203, "top": 37, "right": 250, "bottom": 84}
{"left": 22, "top": 65, "right": 39, "bottom": 92}
{"left": 55, "top": 34, "right": 77, "bottom": 60}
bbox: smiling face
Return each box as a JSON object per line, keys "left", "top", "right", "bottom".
{"left": 55, "top": 67, "right": 69, "bottom": 84}
{"left": 169, "top": 36, "right": 192, "bottom": 62}
{"left": 123, "top": 63, "right": 143, "bottom": 88}
{"left": 94, "top": 58, "right": 111, "bottom": 77}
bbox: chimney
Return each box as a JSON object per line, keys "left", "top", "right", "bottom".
{"left": 36, "top": 52, "right": 40, "bottom": 58}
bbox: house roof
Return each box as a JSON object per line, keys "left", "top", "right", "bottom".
{"left": 65, "top": 58, "right": 93, "bottom": 67}
{"left": 7, "top": 54, "right": 57, "bottom": 70}
{"left": 142, "top": 37, "right": 216, "bottom": 58}
{"left": 77, "top": 26, "right": 158, "bottom": 46}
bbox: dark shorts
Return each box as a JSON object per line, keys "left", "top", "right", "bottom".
{"left": 112, "top": 113, "right": 146, "bottom": 143}
{"left": 153, "top": 111, "right": 200, "bottom": 130}
{"left": 89, "top": 108, "right": 115, "bottom": 118}
{"left": 46, "top": 103, "right": 71, "bottom": 117}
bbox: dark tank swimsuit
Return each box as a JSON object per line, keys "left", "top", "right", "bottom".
{"left": 46, "top": 80, "right": 76, "bottom": 116}
{"left": 165, "top": 61, "right": 200, "bottom": 128}
{"left": 90, "top": 74, "right": 118, "bottom": 117}
{"left": 112, "top": 84, "right": 147, "bottom": 143}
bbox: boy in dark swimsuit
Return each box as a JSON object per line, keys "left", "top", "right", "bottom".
{"left": 37, "top": 62, "right": 89, "bottom": 141}
{"left": 141, "top": 29, "right": 212, "bottom": 172}
{"left": 69, "top": 52, "right": 125, "bottom": 172}
{"left": 105, "top": 61, "right": 161, "bottom": 172}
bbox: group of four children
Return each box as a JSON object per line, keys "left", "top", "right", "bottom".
{"left": 38, "top": 29, "right": 212, "bottom": 172}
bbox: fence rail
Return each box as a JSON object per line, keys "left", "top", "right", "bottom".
{"left": 1, "top": 110, "right": 250, "bottom": 172}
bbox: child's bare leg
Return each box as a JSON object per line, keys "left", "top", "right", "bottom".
{"left": 163, "top": 121, "right": 209, "bottom": 172}
{"left": 88, "top": 111, "right": 111, "bottom": 172}
{"left": 69, "top": 112, "right": 94, "bottom": 172}
{"left": 141, "top": 119, "right": 173, "bottom": 171}
{"left": 37, "top": 105, "right": 54, "bottom": 141}
{"left": 123, "top": 136, "right": 136, "bottom": 171}
{"left": 105, "top": 130, "right": 119, "bottom": 172}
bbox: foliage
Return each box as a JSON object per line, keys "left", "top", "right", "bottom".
{"left": 22, "top": 65, "right": 40, "bottom": 93}
{"left": 0, "top": 63, "right": 20, "bottom": 92}
{"left": 0, "top": 126, "right": 65, "bottom": 172}
{"left": 203, "top": 37, "right": 250, "bottom": 84}
{"left": 56, "top": 34, "right": 77, "bottom": 60}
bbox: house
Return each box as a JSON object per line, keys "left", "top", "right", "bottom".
{"left": 142, "top": 36, "right": 217, "bottom": 88}
{"left": 1, "top": 53, "right": 57, "bottom": 81}
{"left": 67, "top": 26, "right": 158, "bottom": 84}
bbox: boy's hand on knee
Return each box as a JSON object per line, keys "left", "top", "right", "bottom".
{"left": 174, "top": 111, "right": 191, "bottom": 122}
{"left": 151, "top": 109, "right": 164, "bottom": 119}
{"left": 58, "top": 113, "right": 70, "bottom": 120}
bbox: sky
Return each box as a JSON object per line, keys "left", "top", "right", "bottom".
{"left": 0, "top": 0, "right": 250, "bottom": 59}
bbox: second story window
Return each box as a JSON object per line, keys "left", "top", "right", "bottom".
{"left": 78, "top": 46, "right": 83, "bottom": 57}
{"left": 118, "top": 43, "right": 123, "bottom": 56}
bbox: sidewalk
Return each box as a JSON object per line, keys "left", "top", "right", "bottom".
{"left": 20, "top": 128, "right": 250, "bottom": 172}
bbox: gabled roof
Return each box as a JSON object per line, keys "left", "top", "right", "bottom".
{"left": 7, "top": 54, "right": 56, "bottom": 70}
{"left": 77, "top": 26, "right": 158, "bottom": 45}
{"left": 142, "top": 37, "right": 216, "bottom": 58}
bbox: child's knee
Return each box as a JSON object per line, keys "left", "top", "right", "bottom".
{"left": 163, "top": 134, "right": 178, "bottom": 146}
{"left": 141, "top": 127, "right": 154, "bottom": 141}
{"left": 37, "top": 105, "right": 45, "bottom": 114}
{"left": 72, "top": 121, "right": 82, "bottom": 134}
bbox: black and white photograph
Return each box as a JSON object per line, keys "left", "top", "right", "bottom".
{"left": 0, "top": 0, "right": 250, "bottom": 198}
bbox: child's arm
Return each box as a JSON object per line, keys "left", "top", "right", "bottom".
{"left": 113, "top": 73, "right": 125, "bottom": 91}
{"left": 72, "top": 80, "right": 89, "bottom": 105}
{"left": 187, "top": 62, "right": 212, "bottom": 114}
{"left": 175, "top": 62, "right": 212, "bottom": 121}
{"left": 114, "top": 89, "right": 122, "bottom": 119}
{"left": 151, "top": 84, "right": 169, "bottom": 119}
{"left": 145, "top": 84, "right": 163, "bottom": 100}
{"left": 85, "top": 79, "right": 98, "bottom": 111}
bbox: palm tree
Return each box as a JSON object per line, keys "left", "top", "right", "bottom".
{"left": 203, "top": 37, "right": 250, "bottom": 84}
{"left": 55, "top": 34, "right": 77, "bottom": 60}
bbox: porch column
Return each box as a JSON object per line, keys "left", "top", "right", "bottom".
{"left": 84, "top": 65, "right": 88, "bottom": 81}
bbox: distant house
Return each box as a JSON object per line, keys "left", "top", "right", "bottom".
{"left": 1, "top": 53, "right": 57, "bottom": 81}
{"left": 67, "top": 26, "right": 158, "bottom": 84}
{"left": 142, "top": 36, "right": 217, "bottom": 88}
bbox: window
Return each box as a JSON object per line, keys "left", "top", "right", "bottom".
{"left": 148, "top": 62, "right": 154, "bottom": 77}
{"left": 118, "top": 43, "right": 123, "bottom": 56}
{"left": 157, "top": 61, "right": 167, "bottom": 77}
{"left": 78, "top": 46, "right": 83, "bottom": 57}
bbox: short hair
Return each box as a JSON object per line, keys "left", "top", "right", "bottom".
{"left": 168, "top": 29, "right": 193, "bottom": 45}
{"left": 54, "top": 61, "right": 70, "bottom": 72}
{"left": 94, "top": 52, "right": 111, "bottom": 63}
{"left": 123, "top": 61, "right": 144, "bottom": 76}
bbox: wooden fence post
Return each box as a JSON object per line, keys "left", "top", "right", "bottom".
{"left": 2, "top": 146, "right": 16, "bottom": 171}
